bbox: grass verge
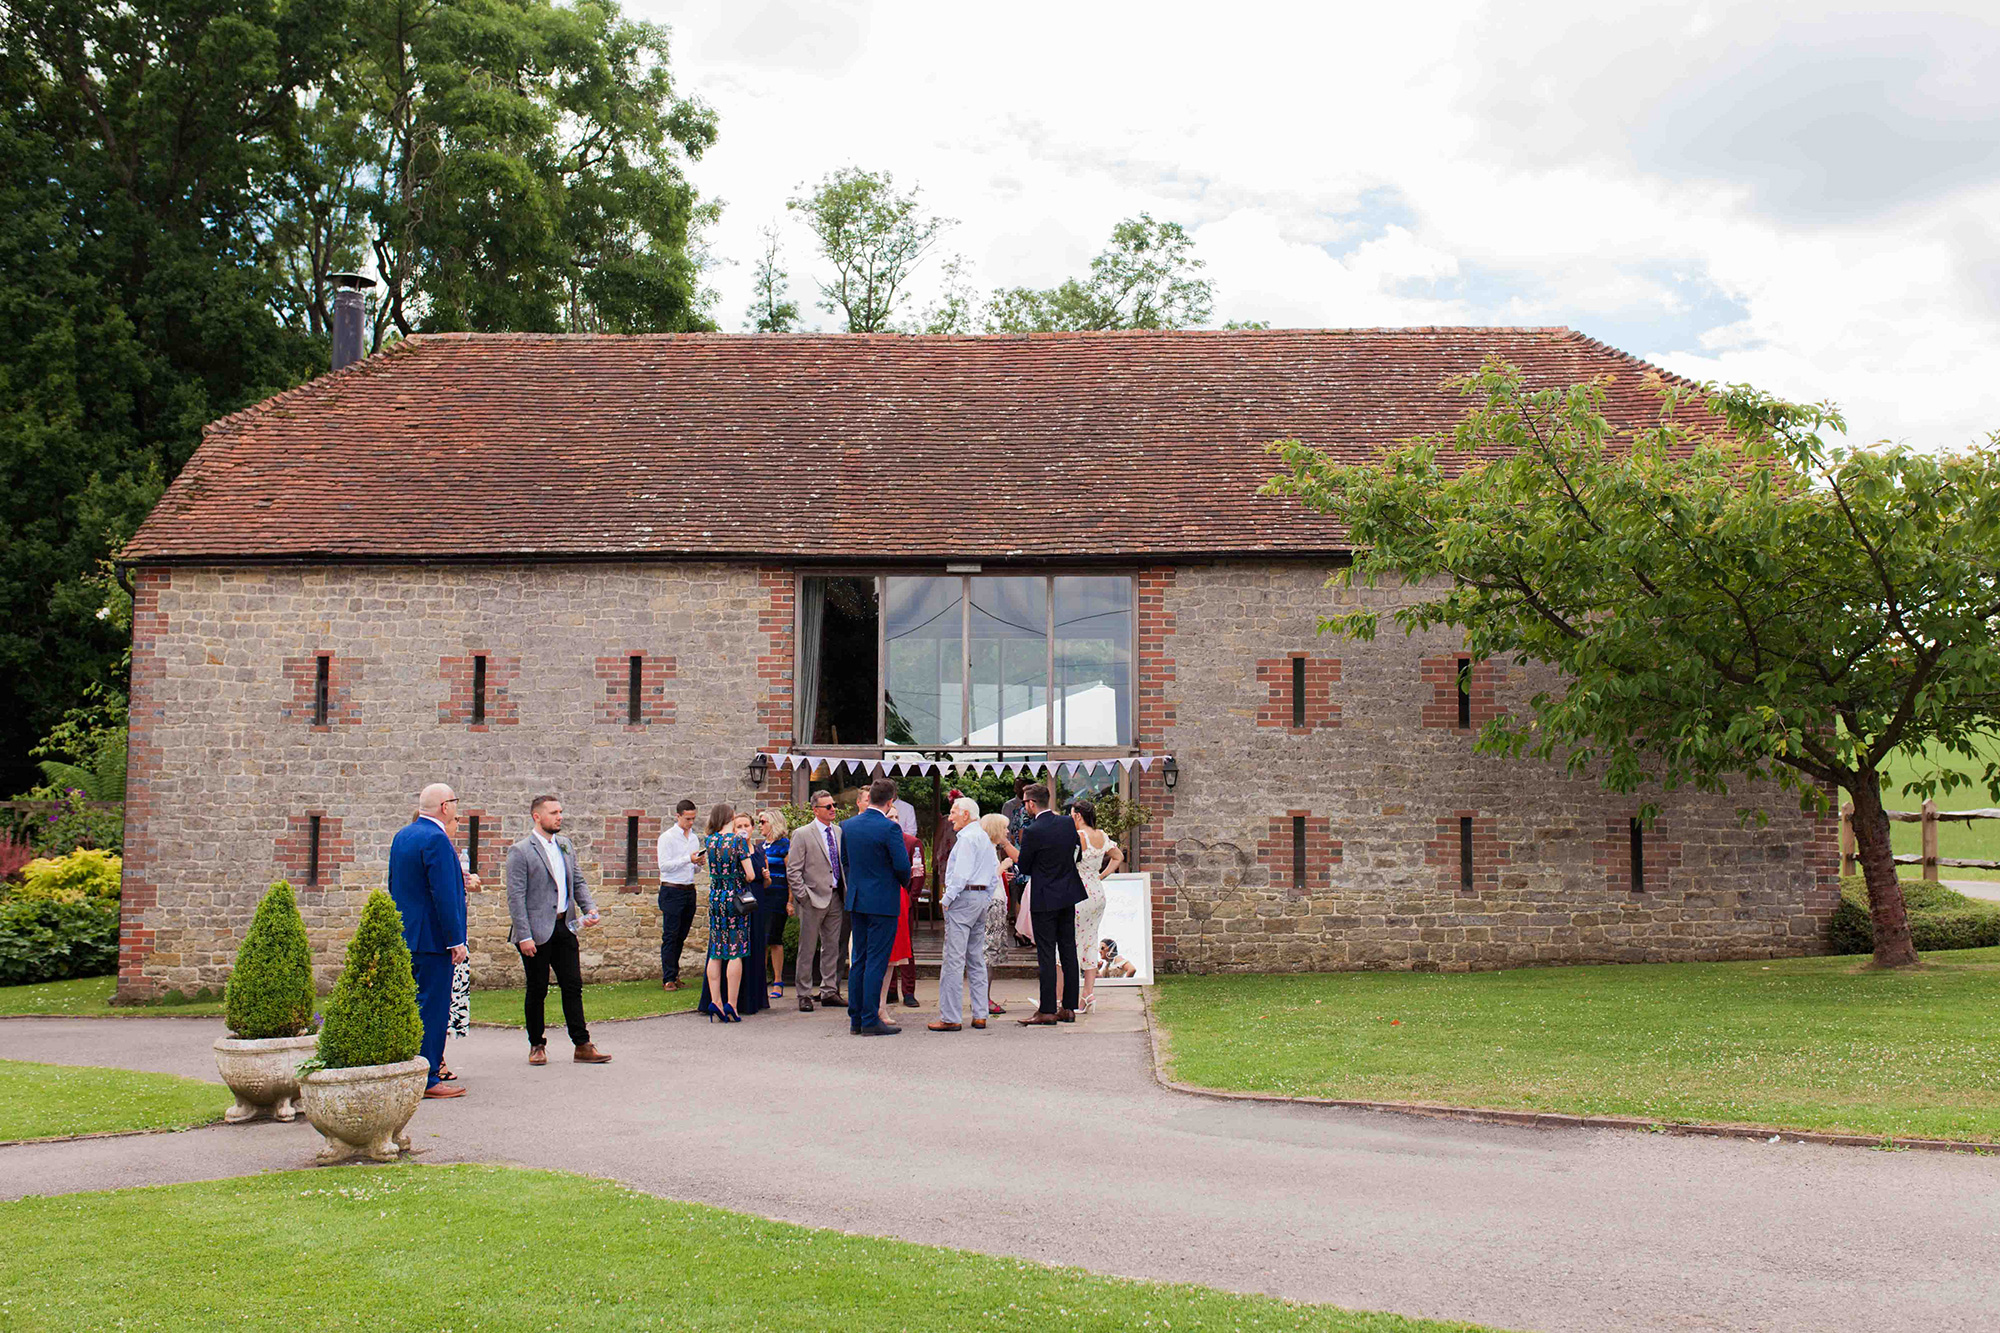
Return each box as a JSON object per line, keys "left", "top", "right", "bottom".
{"left": 0, "top": 1165, "right": 1497, "bottom": 1332}
{"left": 0, "top": 975, "right": 222, "bottom": 1018}
{"left": 0, "top": 975, "right": 697, "bottom": 1025}
{"left": 468, "top": 977, "right": 700, "bottom": 1025}
{"left": 1151, "top": 948, "right": 2000, "bottom": 1143}
{"left": 0, "top": 1059, "right": 227, "bottom": 1141}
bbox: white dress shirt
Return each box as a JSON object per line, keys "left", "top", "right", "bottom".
{"left": 533, "top": 830, "right": 569, "bottom": 915}
{"left": 943, "top": 822, "right": 999, "bottom": 908}
{"left": 888, "top": 798, "right": 917, "bottom": 838}
{"left": 657, "top": 823, "right": 700, "bottom": 886}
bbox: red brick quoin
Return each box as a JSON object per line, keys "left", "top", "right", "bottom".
{"left": 1258, "top": 812, "right": 1343, "bottom": 898}
{"left": 118, "top": 568, "right": 169, "bottom": 997}
{"left": 280, "top": 652, "right": 361, "bottom": 729}
{"left": 595, "top": 654, "right": 677, "bottom": 727}
{"left": 1420, "top": 656, "right": 1501, "bottom": 730}
{"left": 1427, "top": 812, "right": 1509, "bottom": 895}
{"left": 1597, "top": 818, "right": 1682, "bottom": 893}
{"left": 1135, "top": 566, "right": 1178, "bottom": 965}
{"left": 757, "top": 568, "right": 795, "bottom": 748}
{"left": 1256, "top": 656, "right": 1342, "bottom": 731}
{"left": 439, "top": 654, "right": 520, "bottom": 728}
{"left": 274, "top": 812, "right": 355, "bottom": 887}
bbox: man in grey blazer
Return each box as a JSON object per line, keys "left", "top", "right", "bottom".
{"left": 783, "top": 788, "right": 846, "bottom": 1012}
{"left": 506, "top": 794, "right": 611, "bottom": 1066}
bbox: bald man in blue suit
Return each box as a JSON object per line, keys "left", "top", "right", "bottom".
{"left": 841, "top": 778, "right": 911, "bottom": 1036}
{"left": 387, "top": 782, "right": 471, "bottom": 1096}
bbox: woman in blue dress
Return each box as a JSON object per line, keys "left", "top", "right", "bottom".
{"left": 757, "top": 809, "right": 793, "bottom": 1000}
{"left": 700, "top": 803, "right": 756, "bottom": 1022}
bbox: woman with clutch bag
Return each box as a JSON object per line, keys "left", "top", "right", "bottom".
{"left": 699, "top": 804, "right": 756, "bottom": 1022}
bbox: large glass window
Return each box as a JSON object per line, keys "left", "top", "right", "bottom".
{"left": 800, "top": 576, "right": 880, "bottom": 745}
{"left": 1054, "top": 576, "right": 1132, "bottom": 746}
{"left": 885, "top": 576, "right": 965, "bottom": 746}
{"left": 968, "top": 577, "right": 1047, "bottom": 748}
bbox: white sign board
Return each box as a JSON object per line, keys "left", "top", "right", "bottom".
{"left": 1089, "top": 872, "right": 1153, "bottom": 986}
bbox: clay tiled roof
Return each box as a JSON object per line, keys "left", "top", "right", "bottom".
{"left": 123, "top": 328, "right": 1694, "bottom": 563}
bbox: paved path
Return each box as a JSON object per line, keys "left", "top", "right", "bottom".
{"left": 1943, "top": 878, "right": 2000, "bottom": 903}
{"left": 4, "top": 983, "right": 1999, "bottom": 1333}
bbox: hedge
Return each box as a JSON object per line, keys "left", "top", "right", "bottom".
{"left": 1828, "top": 875, "right": 2000, "bottom": 955}
{"left": 0, "top": 897, "right": 119, "bottom": 986}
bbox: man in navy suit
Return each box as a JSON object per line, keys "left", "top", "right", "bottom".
{"left": 840, "top": 777, "right": 911, "bottom": 1036}
{"left": 1014, "top": 783, "right": 1086, "bottom": 1026}
{"left": 388, "top": 782, "right": 471, "bottom": 1096}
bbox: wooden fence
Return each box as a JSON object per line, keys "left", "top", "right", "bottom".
{"left": 1838, "top": 800, "right": 2000, "bottom": 877}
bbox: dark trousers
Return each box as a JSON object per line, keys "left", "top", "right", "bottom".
{"left": 846, "top": 910, "right": 897, "bottom": 1031}
{"left": 411, "top": 948, "right": 453, "bottom": 1087}
{"left": 1031, "top": 907, "right": 1080, "bottom": 1015}
{"left": 658, "top": 884, "right": 696, "bottom": 982}
{"left": 522, "top": 918, "right": 590, "bottom": 1049}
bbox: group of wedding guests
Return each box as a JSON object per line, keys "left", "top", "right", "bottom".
{"left": 659, "top": 775, "right": 1127, "bottom": 1034}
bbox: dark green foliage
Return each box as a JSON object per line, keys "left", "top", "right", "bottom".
{"left": 0, "top": 897, "right": 119, "bottom": 985}
{"left": 313, "top": 890, "right": 421, "bottom": 1069}
{"left": 224, "top": 881, "right": 317, "bottom": 1039}
{"left": 1828, "top": 876, "right": 2000, "bottom": 955}
{"left": 782, "top": 914, "right": 799, "bottom": 971}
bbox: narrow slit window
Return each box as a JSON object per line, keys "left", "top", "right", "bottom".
{"left": 1629, "top": 818, "right": 1645, "bottom": 893}
{"left": 313, "top": 655, "right": 330, "bottom": 726}
{"left": 628, "top": 655, "right": 643, "bottom": 725}
{"left": 1456, "top": 657, "right": 1472, "bottom": 729}
{"left": 472, "top": 655, "right": 488, "bottom": 725}
{"left": 467, "top": 815, "right": 481, "bottom": 876}
{"left": 1292, "top": 814, "right": 1307, "bottom": 890}
{"left": 1291, "top": 657, "right": 1306, "bottom": 728}
{"left": 624, "top": 815, "right": 640, "bottom": 886}
{"left": 307, "top": 815, "right": 322, "bottom": 887}
{"left": 1459, "top": 816, "right": 1474, "bottom": 891}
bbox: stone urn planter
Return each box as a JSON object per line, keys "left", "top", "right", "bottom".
{"left": 299, "top": 1057, "right": 431, "bottom": 1163}
{"left": 213, "top": 1033, "right": 320, "bottom": 1123}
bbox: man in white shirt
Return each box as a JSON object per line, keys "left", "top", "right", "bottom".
{"left": 655, "top": 800, "right": 701, "bottom": 990}
{"left": 929, "top": 795, "right": 998, "bottom": 1032}
{"left": 504, "top": 795, "right": 610, "bottom": 1066}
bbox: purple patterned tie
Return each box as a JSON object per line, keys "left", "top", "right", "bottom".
{"left": 825, "top": 825, "right": 839, "bottom": 887}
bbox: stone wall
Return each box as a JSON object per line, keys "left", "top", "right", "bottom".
{"left": 120, "top": 563, "right": 790, "bottom": 1001}
{"left": 1146, "top": 561, "right": 1840, "bottom": 972}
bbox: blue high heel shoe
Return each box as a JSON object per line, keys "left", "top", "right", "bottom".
{"left": 722, "top": 1003, "right": 741, "bottom": 1023}
{"left": 699, "top": 1000, "right": 719, "bottom": 1023}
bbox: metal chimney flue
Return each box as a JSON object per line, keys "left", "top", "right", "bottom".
{"left": 329, "top": 273, "right": 376, "bottom": 372}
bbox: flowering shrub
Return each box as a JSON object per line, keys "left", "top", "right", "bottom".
{"left": 5, "top": 786, "right": 123, "bottom": 856}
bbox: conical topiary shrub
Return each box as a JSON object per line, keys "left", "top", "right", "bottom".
{"left": 224, "top": 881, "right": 317, "bottom": 1039}
{"left": 313, "top": 889, "right": 422, "bottom": 1070}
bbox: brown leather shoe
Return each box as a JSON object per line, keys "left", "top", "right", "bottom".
{"left": 662, "top": 980, "right": 683, "bottom": 991}
{"left": 423, "top": 1083, "right": 467, "bottom": 1099}
{"left": 927, "top": 1020, "right": 961, "bottom": 1032}
{"left": 821, "top": 990, "right": 845, "bottom": 1007}
{"left": 572, "top": 1043, "right": 611, "bottom": 1064}
{"left": 1056, "top": 1008, "right": 1076, "bottom": 1023}
{"left": 1017, "top": 1012, "right": 1058, "bottom": 1026}
{"left": 970, "top": 1019, "right": 987, "bottom": 1029}
{"left": 799, "top": 995, "right": 814, "bottom": 1012}
{"left": 528, "top": 1045, "right": 547, "bottom": 1066}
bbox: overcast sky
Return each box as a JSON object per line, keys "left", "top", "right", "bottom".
{"left": 634, "top": 0, "right": 2000, "bottom": 447}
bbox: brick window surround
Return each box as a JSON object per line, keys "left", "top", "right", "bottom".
{"left": 439, "top": 654, "right": 521, "bottom": 728}
{"left": 757, "top": 567, "right": 795, "bottom": 748}
{"left": 1256, "top": 656, "right": 1342, "bottom": 731}
{"left": 606, "top": 811, "right": 664, "bottom": 892}
{"left": 1258, "top": 812, "right": 1342, "bottom": 897}
{"left": 596, "top": 654, "right": 677, "bottom": 727}
{"left": 1136, "top": 565, "right": 1178, "bottom": 968}
{"left": 1427, "top": 811, "right": 1507, "bottom": 894}
{"left": 457, "top": 809, "right": 502, "bottom": 883}
{"left": 1420, "top": 656, "right": 1501, "bottom": 730}
{"left": 275, "top": 812, "right": 354, "bottom": 887}
{"left": 282, "top": 653, "right": 361, "bottom": 729}
{"left": 1598, "top": 818, "right": 1682, "bottom": 893}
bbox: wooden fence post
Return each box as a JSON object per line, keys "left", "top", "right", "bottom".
{"left": 1921, "top": 798, "right": 1939, "bottom": 881}
{"left": 1839, "top": 801, "right": 1855, "bottom": 877}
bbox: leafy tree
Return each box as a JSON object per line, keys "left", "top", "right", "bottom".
{"left": 988, "top": 214, "right": 1212, "bottom": 332}
{"left": 1264, "top": 360, "right": 2000, "bottom": 970}
{"left": 909, "top": 253, "right": 982, "bottom": 335}
{"left": 0, "top": 0, "right": 340, "bottom": 792}
{"left": 789, "top": 168, "right": 952, "bottom": 333}
{"left": 224, "top": 881, "right": 317, "bottom": 1039}
{"left": 313, "top": 889, "right": 422, "bottom": 1068}
{"left": 744, "top": 224, "right": 800, "bottom": 332}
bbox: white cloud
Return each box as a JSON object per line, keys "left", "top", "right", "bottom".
{"left": 638, "top": 0, "right": 2000, "bottom": 445}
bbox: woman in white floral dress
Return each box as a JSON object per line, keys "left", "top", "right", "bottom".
{"left": 1068, "top": 800, "right": 1122, "bottom": 1014}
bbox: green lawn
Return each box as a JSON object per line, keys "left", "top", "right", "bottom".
{"left": 1152, "top": 949, "right": 2000, "bottom": 1143}
{"left": 468, "top": 977, "right": 700, "bottom": 1025}
{"left": 0, "top": 1059, "right": 228, "bottom": 1142}
{"left": 0, "top": 975, "right": 222, "bottom": 1017}
{"left": 1878, "top": 733, "right": 2000, "bottom": 881}
{"left": 0, "top": 1166, "right": 1496, "bottom": 1333}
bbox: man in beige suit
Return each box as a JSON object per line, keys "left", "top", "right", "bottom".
{"left": 784, "top": 788, "right": 846, "bottom": 1012}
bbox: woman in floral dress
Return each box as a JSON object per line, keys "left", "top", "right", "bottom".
{"left": 701, "top": 803, "right": 757, "bottom": 1022}
{"left": 978, "top": 812, "right": 1018, "bottom": 1016}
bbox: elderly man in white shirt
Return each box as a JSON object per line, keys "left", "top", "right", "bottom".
{"left": 928, "top": 795, "right": 999, "bottom": 1032}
